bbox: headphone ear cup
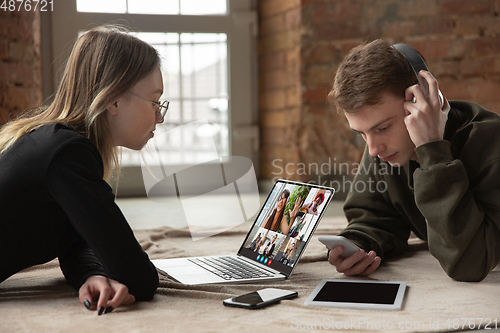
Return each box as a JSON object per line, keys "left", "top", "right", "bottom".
{"left": 393, "top": 43, "right": 445, "bottom": 110}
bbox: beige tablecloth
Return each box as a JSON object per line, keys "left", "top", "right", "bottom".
{"left": 1, "top": 216, "right": 499, "bottom": 333}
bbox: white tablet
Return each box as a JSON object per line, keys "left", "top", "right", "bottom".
{"left": 304, "top": 279, "right": 407, "bottom": 310}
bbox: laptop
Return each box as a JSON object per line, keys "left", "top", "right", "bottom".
{"left": 152, "top": 179, "right": 335, "bottom": 285}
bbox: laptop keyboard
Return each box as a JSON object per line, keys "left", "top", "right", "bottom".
{"left": 188, "top": 256, "right": 274, "bottom": 280}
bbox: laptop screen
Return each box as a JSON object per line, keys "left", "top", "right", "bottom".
{"left": 238, "top": 179, "right": 334, "bottom": 276}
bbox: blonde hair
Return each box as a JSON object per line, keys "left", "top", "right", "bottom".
{"left": 0, "top": 25, "right": 160, "bottom": 179}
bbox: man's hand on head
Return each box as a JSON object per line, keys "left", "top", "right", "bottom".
{"left": 403, "top": 70, "right": 450, "bottom": 148}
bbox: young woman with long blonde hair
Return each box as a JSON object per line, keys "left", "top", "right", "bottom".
{"left": 0, "top": 25, "right": 168, "bottom": 315}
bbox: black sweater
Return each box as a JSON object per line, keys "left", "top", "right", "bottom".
{"left": 0, "top": 124, "right": 158, "bottom": 300}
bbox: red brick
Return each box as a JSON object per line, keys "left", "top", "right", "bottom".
{"left": 260, "top": 110, "right": 288, "bottom": 127}
{"left": 11, "top": 20, "right": 36, "bottom": 43}
{"left": 304, "top": 2, "right": 359, "bottom": 24}
{"left": 460, "top": 58, "right": 500, "bottom": 77}
{"left": 473, "top": 80, "right": 500, "bottom": 101}
{"left": 410, "top": 39, "right": 468, "bottom": 59}
{"left": 261, "top": 160, "right": 288, "bottom": 180}
{"left": 259, "top": 0, "right": 300, "bottom": 18}
{"left": 430, "top": 59, "right": 461, "bottom": 78}
{"left": 440, "top": 0, "right": 492, "bottom": 15}
{"left": 469, "top": 36, "right": 500, "bottom": 57}
{"left": 0, "top": 62, "right": 35, "bottom": 86}
{"left": 382, "top": 21, "right": 415, "bottom": 38}
{"left": 301, "top": 44, "right": 339, "bottom": 64}
{"left": 305, "top": 105, "right": 327, "bottom": 116}
{"left": 441, "top": 79, "right": 500, "bottom": 103}
{"left": 3, "top": 85, "right": 40, "bottom": 109}
{"left": 313, "top": 21, "right": 365, "bottom": 41}
{"left": 364, "top": 1, "right": 400, "bottom": 22}
{"left": 8, "top": 42, "right": 35, "bottom": 62}
{"left": 259, "top": 69, "right": 293, "bottom": 90}
{"left": 260, "top": 145, "right": 287, "bottom": 163}
{"left": 304, "top": 64, "right": 335, "bottom": 86}
{"left": 339, "top": 41, "right": 363, "bottom": 58}
{"left": 0, "top": 106, "right": 10, "bottom": 126}
{"left": 285, "top": 84, "right": 302, "bottom": 107}
{"left": 412, "top": 17, "right": 455, "bottom": 35}
{"left": 0, "top": 38, "right": 9, "bottom": 60}
{"left": 455, "top": 16, "right": 487, "bottom": 36}
{"left": 397, "top": 0, "right": 439, "bottom": 18}
{"left": 258, "top": 52, "right": 285, "bottom": 71}
{"left": 259, "top": 30, "right": 300, "bottom": 54}
{"left": 285, "top": 47, "right": 301, "bottom": 69}
{"left": 284, "top": 7, "right": 301, "bottom": 30}
{"left": 260, "top": 90, "right": 286, "bottom": 111}
{"left": 260, "top": 15, "right": 285, "bottom": 37}
{"left": 262, "top": 127, "right": 285, "bottom": 145}
{"left": 300, "top": 0, "right": 330, "bottom": 6}
{"left": 441, "top": 80, "right": 473, "bottom": 101}
{"left": 302, "top": 86, "right": 330, "bottom": 104}
{"left": 457, "top": 15, "right": 500, "bottom": 36}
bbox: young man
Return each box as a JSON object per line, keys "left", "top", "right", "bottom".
{"left": 327, "top": 39, "right": 500, "bottom": 282}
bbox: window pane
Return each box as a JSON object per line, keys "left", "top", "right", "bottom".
{"left": 125, "top": 32, "right": 229, "bottom": 166}
{"left": 181, "top": 34, "right": 227, "bottom": 98}
{"left": 180, "top": 0, "right": 227, "bottom": 15}
{"left": 76, "top": 0, "right": 126, "bottom": 13}
{"left": 77, "top": 0, "right": 227, "bottom": 15}
{"left": 128, "top": 0, "right": 179, "bottom": 15}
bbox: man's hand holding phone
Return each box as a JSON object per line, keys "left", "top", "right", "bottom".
{"left": 320, "top": 236, "right": 381, "bottom": 277}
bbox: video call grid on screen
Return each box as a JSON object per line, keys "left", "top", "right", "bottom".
{"left": 238, "top": 180, "right": 333, "bottom": 275}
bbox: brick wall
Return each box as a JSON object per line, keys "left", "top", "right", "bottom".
{"left": 258, "top": 0, "right": 302, "bottom": 182}
{"left": 0, "top": 10, "right": 42, "bottom": 126}
{"left": 258, "top": 0, "right": 500, "bottom": 195}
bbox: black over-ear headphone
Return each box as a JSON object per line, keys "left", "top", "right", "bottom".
{"left": 392, "top": 43, "right": 444, "bottom": 109}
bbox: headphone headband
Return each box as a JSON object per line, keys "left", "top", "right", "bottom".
{"left": 392, "top": 43, "right": 444, "bottom": 109}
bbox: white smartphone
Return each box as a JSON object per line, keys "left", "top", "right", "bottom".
{"left": 223, "top": 288, "right": 298, "bottom": 309}
{"left": 318, "top": 236, "right": 360, "bottom": 258}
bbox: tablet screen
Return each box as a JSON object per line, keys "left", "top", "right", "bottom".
{"left": 313, "top": 281, "right": 400, "bottom": 304}
{"left": 304, "top": 279, "right": 407, "bottom": 310}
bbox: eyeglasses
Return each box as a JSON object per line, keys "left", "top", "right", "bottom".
{"left": 128, "top": 92, "right": 170, "bottom": 122}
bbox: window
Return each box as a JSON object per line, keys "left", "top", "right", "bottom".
{"left": 122, "top": 32, "right": 229, "bottom": 166}
{"left": 76, "top": 0, "right": 227, "bottom": 15}
{"left": 46, "top": 0, "right": 258, "bottom": 195}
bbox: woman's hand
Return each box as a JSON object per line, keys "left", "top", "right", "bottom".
{"left": 79, "top": 275, "right": 136, "bottom": 315}
{"left": 289, "top": 196, "right": 303, "bottom": 221}
{"left": 281, "top": 197, "right": 304, "bottom": 235}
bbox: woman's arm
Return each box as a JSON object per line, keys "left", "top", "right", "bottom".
{"left": 46, "top": 141, "right": 158, "bottom": 301}
{"left": 280, "top": 197, "right": 303, "bottom": 235}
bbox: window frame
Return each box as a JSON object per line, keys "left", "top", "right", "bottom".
{"left": 42, "top": 0, "right": 259, "bottom": 196}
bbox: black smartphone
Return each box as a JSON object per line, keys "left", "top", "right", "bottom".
{"left": 223, "top": 288, "right": 298, "bottom": 309}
